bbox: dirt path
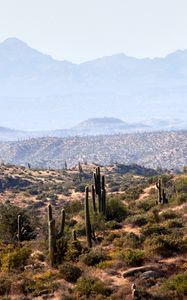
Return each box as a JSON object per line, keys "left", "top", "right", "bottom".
{"left": 138, "top": 184, "right": 155, "bottom": 201}
{"left": 94, "top": 267, "right": 130, "bottom": 288}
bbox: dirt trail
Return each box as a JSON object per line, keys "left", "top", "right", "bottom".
{"left": 94, "top": 267, "right": 130, "bottom": 288}
{"left": 138, "top": 184, "right": 155, "bottom": 201}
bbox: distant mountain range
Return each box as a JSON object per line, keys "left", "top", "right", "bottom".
{"left": 0, "top": 38, "right": 187, "bottom": 130}
{"left": 0, "top": 131, "right": 187, "bottom": 170}
{"left": 0, "top": 117, "right": 187, "bottom": 141}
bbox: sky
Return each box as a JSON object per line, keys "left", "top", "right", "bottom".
{"left": 0, "top": 0, "right": 187, "bottom": 63}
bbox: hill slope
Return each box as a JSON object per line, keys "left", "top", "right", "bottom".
{"left": 0, "top": 131, "right": 187, "bottom": 170}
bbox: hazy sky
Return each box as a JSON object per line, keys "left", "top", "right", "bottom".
{"left": 0, "top": 0, "right": 187, "bottom": 63}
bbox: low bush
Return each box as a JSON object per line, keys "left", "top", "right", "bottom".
{"left": 0, "top": 244, "right": 31, "bottom": 272}
{"left": 144, "top": 233, "right": 187, "bottom": 258}
{"left": 22, "top": 271, "right": 56, "bottom": 296}
{"left": 136, "top": 199, "right": 156, "bottom": 212}
{"left": 163, "top": 219, "right": 183, "bottom": 229}
{"left": 141, "top": 223, "right": 169, "bottom": 237}
{"left": 105, "top": 232, "right": 121, "bottom": 242}
{"left": 82, "top": 249, "right": 107, "bottom": 266}
{"left": 117, "top": 249, "right": 144, "bottom": 267}
{"left": 0, "top": 204, "right": 37, "bottom": 242}
{"left": 106, "top": 197, "right": 128, "bottom": 222}
{"left": 65, "top": 240, "right": 82, "bottom": 261}
{"left": 160, "top": 272, "right": 187, "bottom": 294}
{"left": 55, "top": 237, "right": 68, "bottom": 264}
{"left": 0, "top": 274, "right": 11, "bottom": 296}
{"left": 59, "top": 263, "right": 82, "bottom": 283}
{"left": 96, "top": 260, "right": 114, "bottom": 269}
{"left": 76, "top": 277, "right": 112, "bottom": 297}
{"left": 175, "top": 193, "right": 187, "bottom": 205}
{"left": 161, "top": 210, "right": 179, "bottom": 220}
{"left": 122, "top": 232, "right": 141, "bottom": 248}
{"left": 126, "top": 214, "right": 148, "bottom": 227}
{"left": 175, "top": 177, "right": 187, "bottom": 193}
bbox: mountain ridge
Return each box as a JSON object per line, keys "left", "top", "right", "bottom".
{"left": 1, "top": 117, "right": 186, "bottom": 141}
{"left": 0, "top": 38, "right": 187, "bottom": 130}
{"left": 0, "top": 131, "right": 186, "bottom": 170}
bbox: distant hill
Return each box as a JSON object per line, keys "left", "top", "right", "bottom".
{"left": 0, "top": 38, "right": 187, "bottom": 130}
{"left": 1, "top": 117, "right": 186, "bottom": 141}
{"left": 0, "top": 131, "right": 187, "bottom": 170}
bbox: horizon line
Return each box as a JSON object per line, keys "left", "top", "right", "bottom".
{"left": 0, "top": 37, "right": 187, "bottom": 65}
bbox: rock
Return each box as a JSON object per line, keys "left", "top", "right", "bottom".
{"left": 123, "top": 265, "right": 158, "bottom": 278}
{"left": 24, "top": 262, "right": 45, "bottom": 271}
{"left": 140, "top": 270, "right": 164, "bottom": 279}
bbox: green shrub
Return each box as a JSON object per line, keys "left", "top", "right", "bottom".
{"left": 59, "top": 263, "right": 82, "bottom": 283}
{"left": 0, "top": 245, "right": 31, "bottom": 272}
{"left": 161, "top": 272, "right": 187, "bottom": 294}
{"left": 161, "top": 210, "right": 179, "bottom": 220}
{"left": 90, "top": 213, "right": 107, "bottom": 233}
{"left": 82, "top": 250, "right": 107, "bottom": 266}
{"left": 0, "top": 204, "right": 37, "bottom": 242}
{"left": 122, "top": 232, "right": 141, "bottom": 248}
{"left": 105, "top": 232, "right": 120, "bottom": 242}
{"left": 175, "top": 193, "right": 187, "bottom": 204}
{"left": 96, "top": 260, "right": 114, "bottom": 269}
{"left": 141, "top": 223, "right": 169, "bottom": 237}
{"left": 106, "top": 197, "right": 128, "bottom": 222}
{"left": 164, "top": 219, "right": 183, "bottom": 229}
{"left": 126, "top": 214, "right": 148, "bottom": 227}
{"left": 175, "top": 177, "right": 187, "bottom": 193}
{"left": 55, "top": 237, "right": 68, "bottom": 264}
{"left": 75, "top": 222, "right": 86, "bottom": 236}
{"left": 144, "top": 233, "right": 187, "bottom": 257}
{"left": 65, "top": 241, "right": 82, "bottom": 261}
{"left": 22, "top": 271, "right": 56, "bottom": 296}
{"left": 0, "top": 274, "right": 11, "bottom": 296}
{"left": 117, "top": 249, "right": 144, "bottom": 267}
{"left": 76, "top": 277, "right": 111, "bottom": 297}
{"left": 136, "top": 199, "right": 156, "bottom": 212}
{"left": 106, "top": 220, "right": 121, "bottom": 230}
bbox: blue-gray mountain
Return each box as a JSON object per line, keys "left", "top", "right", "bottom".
{"left": 0, "top": 38, "right": 187, "bottom": 131}
{"left": 0, "top": 117, "right": 186, "bottom": 141}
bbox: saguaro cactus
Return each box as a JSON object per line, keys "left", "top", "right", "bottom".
{"left": 85, "top": 186, "right": 92, "bottom": 248}
{"left": 48, "top": 219, "right": 56, "bottom": 266}
{"left": 47, "top": 204, "right": 66, "bottom": 266}
{"left": 59, "top": 209, "right": 65, "bottom": 237}
{"left": 162, "top": 188, "right": 168, "bottom": 204}
{"left": 72, "top": 229, "right": 77, "bottom": 241}
{"left": 17, "top": 215, "right": 27, "bottom": 242}
{"left": 48, "top": 204, "right": 53, "bottom": 222}
{"left": 91, "top": 184, "right": 97, "bottom": 212}
{"left": 93, "top": 167, "right": 107, "bottom": 215}
{"left": 94, "top": 167, "right": 102, "bottom": 212}
{"left": 17, "top": 214, "right": 22, "bottom": 243}
{"left": 156, "top": 179, "right": 162, "bottom": 204}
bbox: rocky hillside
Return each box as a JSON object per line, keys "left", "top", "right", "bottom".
{"left": 0, "top": 131, "right": 187, "bottom": 170}
{"left": 0, "top": 163, "right": 186, "bottom": 299}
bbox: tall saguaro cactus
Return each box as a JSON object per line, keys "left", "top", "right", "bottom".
{"left": 93, "top": 167, "right": 107, "bottom": 215}
{"left": 162, "top": 188, "right": 168, "bottom": 204}
{"left": 49, "top": 219, "right": 56, "bottom": 266}
{"left": 91, "top": 184, "right": 97, "bottom": 212}
{"left": 47, "top": 204, "right": 66, "bottom": 266}
{"left": 85, "top": 186, "right": 92, "bottom": 248}
{"left": 17, "top": 215, "right": 22, "bottom": 243}
{"left": 156, "top": 179, "right": 162, "bottom": 204}
{"left": 59, "top": 209, "right": 65, "bottom": 237}
{"left": 17, "top": 214, "right": 27, "bottom": 243}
